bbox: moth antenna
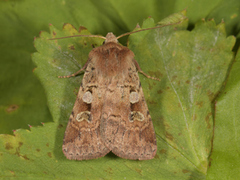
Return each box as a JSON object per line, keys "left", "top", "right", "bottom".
{"left": 48, "top": 34, "right": 106, "bottom": 40}
{"left": 116, "top": 21, "right": 182, "bottom": 40}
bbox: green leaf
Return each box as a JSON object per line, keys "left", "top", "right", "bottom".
{"left": 206, "top": 45, "right": 240, "bottom": 179}
{"left": 0, "top": 11, "right": 235, "bottom": 179}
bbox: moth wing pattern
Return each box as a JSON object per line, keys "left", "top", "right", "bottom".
{"left": 62, "top": 59, "right": 110, "bottom": 160}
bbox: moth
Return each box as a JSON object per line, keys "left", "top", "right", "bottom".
{"left": 50, "top": 22, "right": 180, "bottom": 160}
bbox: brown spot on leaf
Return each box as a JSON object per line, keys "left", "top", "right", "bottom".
{"left": 58, "top": 124, "right": 63, "bottom": 129}
{"left": 171, "top": 75, "right": 177, "bottom": 81}
{"left": 78, "top": 26, "right": 87, "bottom": 32}
{"left": 148, "top": 83, "right": 153, "bottom": 90}
{"left": 182, "top": 169, "right": 190, "bottom": 173}
{"left": 135, "top": 168, "right": 142, "bottom": 175}
{"left": 13, "top": 142, "right": 29, "bottom": 160}
{"left": 196, "top": 101, "right": 203, "bottom": 108}
{"left": 5, "top": 142, "right": 13, "bottom": 150}
{"left": 47, "top": 152, "right": 52, "bottom": 158}
{"left": 205, "top": 112, "right": 212, "bottom": 129}
{"left": 32, "top": 68, "right": 36, "bottom": 72}
{"left": 104, "top": 167, "right": 113, "bottom": 174}
{"left": 185, "top": 80, "right": 190, "bottom": 84}
{"left": 69, "top": 45, "right": 75, "bottom": 50}
{"left": 207, "top": 90, "right": 214, "bottom": 100}
{"left": 191, "top": 114, "right": 197, "bottom": 121}
{"left": 74, "top": 87, "right": 78, "bottom": 96}
{"left": 147, "top": 99, "right": 157, "bottom": 105}
{"left": 164, "top": 122, "right": 170, "bottom": 129}
{"left": 195, "top": 84, "right": 202, "bottom": 89}
{"left": 6, "top": 104, "right": 19, "bottom": 113}
{"left": 157, "top": 89, "right": 163, "bottom": 94}
{"left": 19, "top": 142, "right": 23, "bottom": 147}
{"left": 46, "top": 143, "right": 49, "bottom": 147}
{"left": 159, "top": 149, "right": 166, "bottom": 154}
{"left": 197, "top": 66, "right": 201, "bottom": 70}
{"left": 22, "top": 155, "right": 29, "bottom": 160}
{"left": 148, "top": 70, "right": 163, "bottom": 79}
{"left": 154, "top": 154, "right": 160, "bottom": 159}
{"left": 53, "top": 31, "right": 56, "bottom": 36}
{"left": 36, "top": 149, "right": 40, "bottom": 152}
{"left": 165, "top": 132, "right": 174, "bottom": 141}
{"left": 209, "top": 158, "right": 212, "bottom": 167}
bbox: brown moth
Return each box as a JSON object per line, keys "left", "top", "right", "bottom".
{"left": 51, "top": 22, "right": 181, "bottom": 160}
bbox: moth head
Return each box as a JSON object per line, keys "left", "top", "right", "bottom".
{"left": 104, "top": 33, "right": 118, "bottom": 44}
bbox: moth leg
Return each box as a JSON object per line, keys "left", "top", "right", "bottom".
{"left": 132, "top": 59, "right": 161, "bottom": 81}
{"left": 58, "top": 58, "right": 91, "bottom": 78}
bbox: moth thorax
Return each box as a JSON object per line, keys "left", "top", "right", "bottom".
{"left": 105, "top": 32, "right": 118, "bottom": 44}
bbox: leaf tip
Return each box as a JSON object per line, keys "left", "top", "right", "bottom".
{"left": 32, "top": 67, "right": 36, "bottom": 73}
{"left": 78, "top": 26, "right": 88, "bottom": 33}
